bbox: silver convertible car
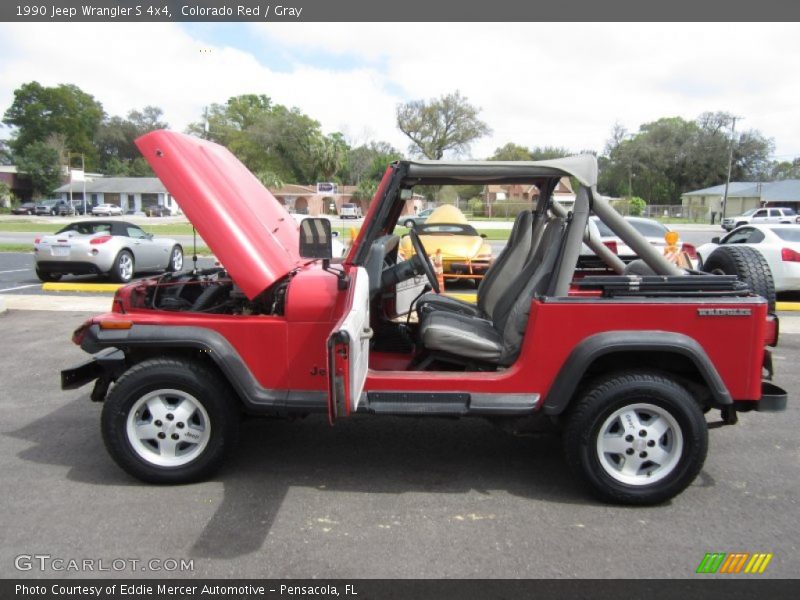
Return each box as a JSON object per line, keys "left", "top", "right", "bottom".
{"left": 34, "top": 221, "right": 183, "bottom": 283}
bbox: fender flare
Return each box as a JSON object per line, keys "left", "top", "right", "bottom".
{"left": 80, "top": 324, "right": 326, "bottom": 414}
{"left": 543, "top": 331, "right": 732, "bottom": 415}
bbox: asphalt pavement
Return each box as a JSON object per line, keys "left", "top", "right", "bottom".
{"left": 0, "top": 307, "right": 798, "bottom": 578}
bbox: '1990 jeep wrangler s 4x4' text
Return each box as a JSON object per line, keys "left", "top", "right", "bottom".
{"left": 62, "top": 131, "right": 787, "bottom": 505}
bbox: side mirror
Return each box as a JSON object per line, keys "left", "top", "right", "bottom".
{"left": 299, "top": 217, "right": 333, "bottom": 259}
{"left": 480, "top": 233, "right": 488, "bottom": 239}
{"left": 711, "top": 236, "right": 720, "bottom": 244}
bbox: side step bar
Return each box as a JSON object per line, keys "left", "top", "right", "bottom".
{"left": 364, "top": 392, "right": 539, "bottom": 416}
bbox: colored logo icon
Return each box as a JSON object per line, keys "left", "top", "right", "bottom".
{"left": 696, "top": 552, "right": 773, "bottom": 574}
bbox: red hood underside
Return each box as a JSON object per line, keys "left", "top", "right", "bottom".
{"left": 135, "top": 130, "right": 301, "bottom": 299}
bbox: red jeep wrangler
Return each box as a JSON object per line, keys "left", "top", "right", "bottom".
{"left": 62, "top": 131, "right": 787, "bottom": 505}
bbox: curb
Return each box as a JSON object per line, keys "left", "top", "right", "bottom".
{"left": 42, "top": 282, "right": 122, "bottom": 293}
{"left": 776, "top": 302, "right": 800, "bottom": 312}
{"left": 0, "top": 295, "right": 6, "bottom": 314}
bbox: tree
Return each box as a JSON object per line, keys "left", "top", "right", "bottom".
{"left": 598, "top": 112, "right": 774, "bottom": 203}
{"left": 490, "top": 142, "right": 532, "bottom": 161}
{"left": 629, "top": 196, "right": 647, "bottom": 216}
{"left": 96, "top": 106, "right": 167, "bottom": 175}
{"left": 771, "top": 158, "right": 800, "bottom": 180}
{"left": 342, "top": 141, "right": 402, "bottom": 186}
{"left": 16, "top": 140, "right": 62, "bottom": 197}
{"left": 312, "top": 132, "right": 348, "bottom": 181}
{"left": 396, "top": 91, "right": 490, "bottom": 159}
{"left": 3, "top": 82, "right": 104, "bottom": 168}
{"left": 0, "top": 139, "right": 12, "bottom": 166}
{"left": 191, "top": 95, "right": 327, "bottom": 184}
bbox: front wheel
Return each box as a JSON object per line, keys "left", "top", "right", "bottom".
{"left": 101, "top": 358, "right": 240, "bottom": 483}
{"left": 563, "top": 371, "right": 707, "bottom": 505}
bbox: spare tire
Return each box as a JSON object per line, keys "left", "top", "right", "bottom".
{"left": 702, "top": 246, "right": 775, "bottom": 311}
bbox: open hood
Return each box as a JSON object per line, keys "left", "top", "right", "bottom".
{"left": 136, "top": 130, "right": 301, "bottom": 299}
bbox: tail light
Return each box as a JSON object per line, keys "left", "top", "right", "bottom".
{"left": 765, "top": 314, "right": 779, "bottom": 347}
{"left": 681, "top": 243, "right": 698, "bottom": 259}
{"left": 34, "top": 237, "right": 41, "bottom": 244}
{"left": 602, "top": 240, "right": 618, "bottom": 254}
{"left": 90, "top": 235, "right": 113, "bottom": 245}
{"left": 781, "top": 247, "right": 800, "bottom": 262}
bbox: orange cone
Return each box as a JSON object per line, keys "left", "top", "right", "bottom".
{"left": 432, "top": 249, "right": 445, "bottom": 293}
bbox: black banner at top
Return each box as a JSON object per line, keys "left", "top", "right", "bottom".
{"left": 2, "top": 0, "right": 800, "bottom": 22}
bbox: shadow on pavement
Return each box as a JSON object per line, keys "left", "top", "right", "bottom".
{"left": 9, "top": 397, "right": 595, "bottom": 559}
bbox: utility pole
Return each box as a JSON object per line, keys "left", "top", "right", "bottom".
{"left": 721, "top": 116, "right": 741, "bottom": 221}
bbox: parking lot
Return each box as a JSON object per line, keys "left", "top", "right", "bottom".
{"left": 1, "top": 301, "right": 799, "bottom": 578}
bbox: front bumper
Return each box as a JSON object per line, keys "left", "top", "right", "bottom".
{"left": 444, "top": 260, "right": 491, "bottom": 277}
{"left": 61, "top": 348, "right": 126, "bottom": 401}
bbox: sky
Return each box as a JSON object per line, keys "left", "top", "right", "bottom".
{"left": 1, "top": 21, "right": 799, "bottom": 162}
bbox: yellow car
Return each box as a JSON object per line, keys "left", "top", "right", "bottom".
{"left": 399, "top": 205, "right": 493, "bottom": 278}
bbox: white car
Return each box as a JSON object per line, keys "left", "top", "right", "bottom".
{"left": 697, "top": 224, "right": 800, "bottom": 292}
{"left": 92, "top": 203, "right": 123, "bottom": 216}
{"left": 34, "top": 220, "right": 183, "bottom": 283}
{"left": 583, "top": 216, "right": 698, "bottom": 266}
{"left": 721, "top": 207, "right": 799, "bottom": 232}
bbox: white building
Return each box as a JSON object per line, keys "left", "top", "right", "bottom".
{"left": 54, "top": 177, "right": 180, "bottom": 215}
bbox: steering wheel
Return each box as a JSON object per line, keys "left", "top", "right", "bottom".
{"left": 408, "top": 228, "right": 440, "bottom": 293}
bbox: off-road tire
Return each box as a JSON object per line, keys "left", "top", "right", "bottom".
{"left": 563, "top": 371, "right": 708, "bottom": 505}
{"left": 109, "top": 250, "right": 134, "bottom": 283}
{"left": 101, "top": 358, "right": 240, "bottom": 484}
{"left": 702, "top": 245, "right": 775, "bottom": 310}
{"left": 35, "top": 268, "right": 62, "bottom": 282}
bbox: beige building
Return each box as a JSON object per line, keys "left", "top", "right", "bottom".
{"left": 682, "top": 180, "right": 800, "bottom": 222}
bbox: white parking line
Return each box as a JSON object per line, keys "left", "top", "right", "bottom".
{"left": 0, "top": 284, "right": 40, "bottom": 292}
{"left": 0, "top": 268, "right": 33, "bottom": 274}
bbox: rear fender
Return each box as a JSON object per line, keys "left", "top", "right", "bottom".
{"left": 543, "top": 331, "right": 732, "bottom": 414}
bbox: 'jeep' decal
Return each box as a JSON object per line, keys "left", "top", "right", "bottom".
{"left": 697, "top": 308, "right": 752, "bottom": 317}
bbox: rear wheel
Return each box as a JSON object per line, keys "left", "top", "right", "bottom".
{"left": 35, "top": 268, "right": 62, "bottom": 282}
{"left": 404, "top": 219, "right": 416, "bottom": 229}
{"left": 563, "top": 371, "right": 707, "bottom": 505}
{"left": 109, "top": 250, "right": 134, "bottom": 283}
{"left": 166, "top": 245, "right": 183, "bottom": 272}
{"left": 101, "top": 358, "right": 240, "bottom": 483}
{"left": 702, "top": 245, "right": 775, "bottom": 310}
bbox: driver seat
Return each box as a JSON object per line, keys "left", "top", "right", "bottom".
{"left": 419, "top": 217, "right": 566, "bottom": 367}
{"left": 415, "top": 210, "right": 533, "bottom": 319}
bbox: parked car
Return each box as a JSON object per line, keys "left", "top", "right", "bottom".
{"left": 11, "top": 202, "right": 37, "bottom": 215}
{"left": 61, "top": 130, "right": 786, "bottom": 506}
{"left": 92, "top": 203, "right": 123, "bottom": 216}
{"left": 34, "top": 220, "right": 183, "bottom": 283}
{"left": 35, "top": 201, "right": 55, "bottom": 216}
{"left": 721, "top": 207, "right": 799, "bottom": 231}
{"left": 582, "top": 216, "right": 698, "bottom": 267}
{"left": 697, "top": 224, "right": 800, "bottom": 292}
{"left": 402, "top": 207, "right": 435, "bottom": 229}
{"left": 145, "top": 206, "right": 172, "bottom": 217}
{"left": 51, "top": 199, "right": 86, "bottom": 216}
{"left": 338, "top": 202, "right": 362, "bottom": 219}
{"left": 398, "top": 204, "right": 493, "bottom": 278}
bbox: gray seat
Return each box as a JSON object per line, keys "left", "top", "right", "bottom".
{"left": 416, "top": 210, "right": 533, "bottom": 319}
{"left": 420, "top": 218, "right": 567, "bottom": 366}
